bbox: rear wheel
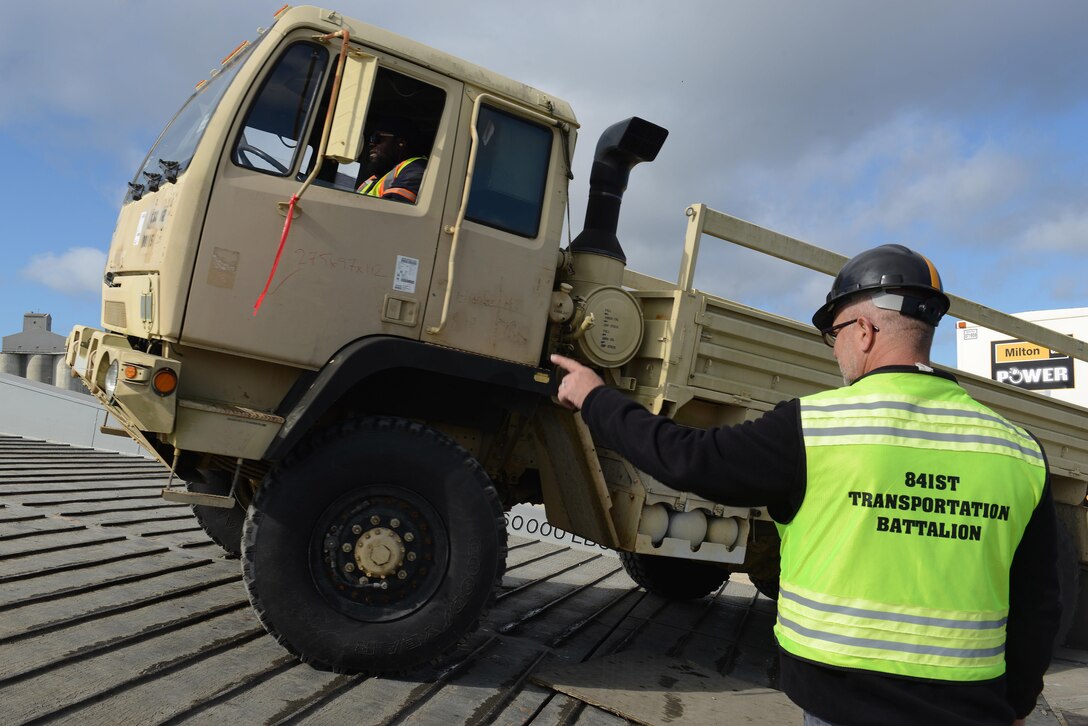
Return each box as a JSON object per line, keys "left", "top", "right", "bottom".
{"left": 619, "top": 551, "right": 729, "bottom": 599}
{"left": 242, "top": 417, "right": 506, "bottom": 674}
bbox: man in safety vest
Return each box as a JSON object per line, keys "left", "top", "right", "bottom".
{"left": 356, "top": 120, "right": 426, "bottom": 204}
{"left": 552, "top": 245, "right": 1061, "bottom": 725}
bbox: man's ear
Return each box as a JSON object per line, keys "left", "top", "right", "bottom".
{"left": 860, "top": 317, "right": 879, "bottom": 352}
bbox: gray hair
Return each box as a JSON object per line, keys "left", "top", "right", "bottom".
{"left": 841, "top": 294, "right": 935, "bottom": 354}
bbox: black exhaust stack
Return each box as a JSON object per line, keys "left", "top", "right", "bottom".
{"left": 570, "top": 117, "right": 669, "bottom": 263}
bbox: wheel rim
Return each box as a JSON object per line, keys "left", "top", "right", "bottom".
{"left": 310, "top": 485, "right": 449, "bottom": 623}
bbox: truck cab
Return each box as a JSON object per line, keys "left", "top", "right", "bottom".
{"left": 70, "top": 6, "right": 577, "bottom": 473}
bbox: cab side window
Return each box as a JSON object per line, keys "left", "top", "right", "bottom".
{"left": 465, "top": 106, "right": 552, "bottom": 237}
{"left": 232, "top": 42, "right": 329, "bottom": 175}
{"left": 300, "top": 66, "right": 445, "bottom": 203}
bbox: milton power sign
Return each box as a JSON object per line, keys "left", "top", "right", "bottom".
{"left": 991, "top": 339, "right": 1075, "bottom": 390}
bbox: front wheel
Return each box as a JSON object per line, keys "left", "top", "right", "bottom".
{"left": 242, "top": 417, "right": 507, "bottom": 674}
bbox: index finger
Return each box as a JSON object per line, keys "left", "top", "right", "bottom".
{"left": 550, "top": 354, "right": 580, "bottom": 373}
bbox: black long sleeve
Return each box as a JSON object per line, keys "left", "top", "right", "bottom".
{"left": 581, "top": 386, "right": 806, "bottom": 521}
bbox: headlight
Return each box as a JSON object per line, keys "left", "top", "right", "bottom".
{"left": 103, "top": 360, "right": 120, "bottom": 400}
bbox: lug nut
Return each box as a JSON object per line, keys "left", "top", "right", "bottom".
{"left": 390, "top": 518, "right": 400, "bottom": 528}
{"left": 404, "top": 532, "right": 415, "bottom": 542}
{"left": 370, "top": 515, "right": 381, "bottom": 525}
{"left": 407, "top": 552, "right": 417, "bottom": 562}
{"left": 397, "top": 570, "right": 407, "bottom": 580}
{"left": 344, "top": 563, "right": 355, "bottom": 572}
{"left": 342, "top": 543, "right": 352, "bottom": 553}
{"left": 359, "top": 576, "right": 369, "bottom": 585}
{"left": 352, "top": 524, "right": 362, "bottom": 535}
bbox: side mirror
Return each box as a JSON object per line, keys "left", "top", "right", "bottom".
{"left": 326, "top": 51, "right": 377, "bottom": 163}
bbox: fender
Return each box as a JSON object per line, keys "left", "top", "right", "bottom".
{"left": 265, "top": 336, "right": 558, "bottom": 460}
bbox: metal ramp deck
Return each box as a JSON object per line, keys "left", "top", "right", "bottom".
{"left": 0, "top": 434, "right": 1080, "bottom": 725}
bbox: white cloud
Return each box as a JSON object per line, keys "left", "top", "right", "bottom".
{"left": 22, "top": 247, "right": 106, "bottom": 297}
{"left": 710, "top": 114, "right": 1033, "bottom": 255}
{"left": 875, "top": 143, "right": 1024, "bottom": 233}
{"left": 1022, "top": 210, "right": 1088, "bottom": 252}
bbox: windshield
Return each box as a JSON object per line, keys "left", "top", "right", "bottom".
{"left": 126, "top": 41, "right": 257, "bottom": 202}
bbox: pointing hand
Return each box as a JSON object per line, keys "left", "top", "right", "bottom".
{"left": 551, "top": 354, "right": 605, "bottom": 411}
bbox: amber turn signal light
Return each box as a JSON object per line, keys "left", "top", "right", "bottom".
{"left": 152, "top": 368, "right": 178, "bottom": 396}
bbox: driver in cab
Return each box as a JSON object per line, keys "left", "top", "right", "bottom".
{"left": 356, "top": 119, "right": 426, "bottom": 204}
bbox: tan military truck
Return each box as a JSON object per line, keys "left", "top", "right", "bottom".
{"left": 66, "top": 5, "right": 1088, "bottom": 674}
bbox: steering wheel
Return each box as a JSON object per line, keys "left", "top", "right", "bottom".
{"left": 237, "top": 141, "right": 290, "bottom": 174}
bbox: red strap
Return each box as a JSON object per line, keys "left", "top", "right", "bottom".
{"left": 252, "top": 194, "right": 299, "bottom": 315}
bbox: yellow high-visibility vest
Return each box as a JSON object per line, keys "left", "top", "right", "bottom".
{"left": 357, "top": 157, "right": 425, "bottom": 203}
{"left": 775, "top": 371, "right": 1046, "bottom": 681}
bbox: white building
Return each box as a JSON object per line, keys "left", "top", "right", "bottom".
{"left": 955, "top": 308, "right": 1088, "bottom": 408}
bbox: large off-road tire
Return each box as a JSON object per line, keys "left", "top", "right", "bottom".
{"left": 619, "top": 551, "right": 729, "bottom": 599}
{"left": 242, "top": 417, "right": 507, "bottom": 674}
{"left": 188, "top": 472, "right": 245, "bottom": 557}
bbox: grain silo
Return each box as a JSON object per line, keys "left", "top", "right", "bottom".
{"left": 1, "top": 313, "right": 69, "bottom": 387}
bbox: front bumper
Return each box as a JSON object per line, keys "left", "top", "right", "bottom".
{"left": 66, "top": 325, "right": 180, "bottom": 437}
{"left": 65, "top": 326, "right": 284, "bottom": 463}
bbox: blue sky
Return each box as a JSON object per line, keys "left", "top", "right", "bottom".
{"left": 1, "top": 1, "right": 1086, "bottom": 365}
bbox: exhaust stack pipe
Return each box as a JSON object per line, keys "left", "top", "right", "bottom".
{"left": 570, "top": 117, "right": 669, "bottom": 263}
{"left": 560, "top": 118, "right": 667, "bottom": 369}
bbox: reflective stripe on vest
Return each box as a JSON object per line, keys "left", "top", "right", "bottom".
{"left": 777, "top": 583, "right": 1008, "bottom": 675}
{"left": 802, "top": 396, "right": 1044, "bottom": 464}
{"left": 775, "top": 372, "right": 1046, "bottom": 682}
{"left": 358, "top": 157, "right": 425, "bottom": 201}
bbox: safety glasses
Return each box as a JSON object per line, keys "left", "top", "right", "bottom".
{"left": 820, "top": 318, "right": 879, "bottom": 347}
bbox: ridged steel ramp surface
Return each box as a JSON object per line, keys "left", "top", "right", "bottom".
{"left": 0, "top": 433, "right": 1081, "bottom": 725}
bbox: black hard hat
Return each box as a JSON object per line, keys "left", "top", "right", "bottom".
{"left": 812, "top": 244, "right": 951, "bottom": 331}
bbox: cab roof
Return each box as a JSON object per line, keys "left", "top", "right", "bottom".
{"left": 274, "top": 5, "right": 578, "bottom": 127}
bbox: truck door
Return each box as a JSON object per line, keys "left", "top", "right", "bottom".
{"left": 184, "top": 37, "right": 462, "bottom": 368}
{"left": 422, "top": 99, "right": 569, "bottom": 365}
